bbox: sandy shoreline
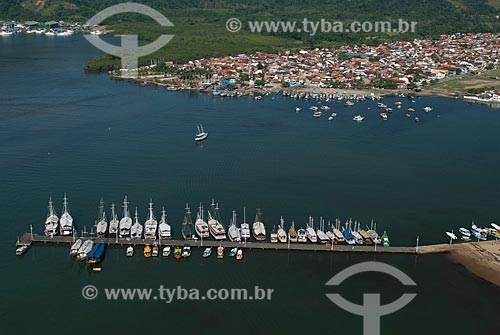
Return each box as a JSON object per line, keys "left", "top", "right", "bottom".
{"left": 448, "top": 241, "right": 500, "bottom": 287}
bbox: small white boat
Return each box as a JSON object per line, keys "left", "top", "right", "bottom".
{"left": 126, "top": 246, "right": 134, "bottom": 257}
{"left": 217, "top": 246, "right": 224, "bottom": 259}
{"left": 446, "top": 231, "right": 458, "bottom": 240}
{"left": 380, "top": 112, "right": 388, "bottom": 120}
{"left": 459, "top": 228, "right": 471, "bottom": 237}
{"left": 236, "top": 249, "right": 243, "bottom": 260}
{"left": 491, "top": 223, "right": 500, "bottom": 231}
{"left": 203, "top": 247, "right": 212, "bottom": 258}
{"left": 313, "top": 111, "right": 322, "bottom": 118}
{"left": 461, "top": 236, "right": 471, "bottom": 242}
{"left": 295, "top": 107, "right": 301, "bottom": 112}
{"left": 328, "top": 113, "right": 337, "bottom": 121}
{"left": 162, "top": 246, "right": 171, "bottom": 257}
{"left": 16, "top": 245, "right": 29, "bottom": 256}
{"left": 77, "top": 240, "right": 94, "bottom": 260}
{"left": 353, "top": 115, "right": 365, "bottom": 122}
{"left": 320, "top": 105, "right": 331, "bottom": 111}
{"left": 423, "top": 106, "right": 433, "bottom": 113}
{"left": 254, "top": 96, "right": 262, "bottom": 100}
{"left": 195, "top": 124, "right": 208, "bottom": 142}
{"left": 415, "top": 117, "right": 420, "bottom": 122}
{"left": 70, "top": 239, "right": 83, "bottom": 256}
{"left": 309, "top": 106, "right": 319, "bottom": 111}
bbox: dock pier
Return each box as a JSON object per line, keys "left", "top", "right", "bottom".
{"left": 16, "top": 233, "right": 454, "bottom": 255}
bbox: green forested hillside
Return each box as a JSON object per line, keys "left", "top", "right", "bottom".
{"left": 2, "top": 0, "right": 498, "bottom": 71}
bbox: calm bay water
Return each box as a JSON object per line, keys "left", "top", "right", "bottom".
{"left": 0, "top": 35, "right": 499, "bottom": 334}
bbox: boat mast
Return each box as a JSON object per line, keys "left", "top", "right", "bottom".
{"left": 148, "top": 198, "right": 155, "bottom": 220}
{"left": 123, "top": 196, "right": 130, "bottom": 218}
{"left": 62, "top": 193, "right": 69, "bottom": 214}
{"left": 111, "top": 203, "right": 116, "bottom": 220}
{"left": 161, "top": 206, "right": 166, "bottom": 223}
{"left": 48, "top": 197, "right": 56, "bottom": 216}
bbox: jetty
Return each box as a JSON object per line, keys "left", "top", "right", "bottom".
{"left": 16, "top": 232, "right": 455, "bottom": 255}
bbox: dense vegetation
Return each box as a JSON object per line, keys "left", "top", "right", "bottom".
{"left": 2, "top": 0, "right": 499, "bottom": 72}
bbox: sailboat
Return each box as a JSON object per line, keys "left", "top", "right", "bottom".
{"left": 77, "top": 240, "right": 94, "bottom": 260}
{"left": 316, "top": 217, "right": 330, "bottom": 244}
{"left": 240, "top": 207, "right": 251, "bottom": 241}
{"left": 270, "top": 225, "right": 278, "bottom": 243}
{"left": 144, "top": 199, "right": 158, "bottom": 239}
{"left": 195, "top": 124, "right": 208, "bottom": 142}
{"left": 252, "top": 209, "right": 266, "bottom": 241}
{"left": 59, "top": 193, "right": 74, "bottom": 236}
{"left": 277, "top": 217, "right": 287, "bottom": 243}
{"left": 44, "top": 197, "right": 59, "bottom": 237}
{"left": 194, "top": 203, "right": 209, "bottom": 239}
{"left": 96, "top": 198, "right": 108, "bottom": 237}
{"left": 70, "top": 239, "right": 83, "bottom": 256}
{"left": 108, "top": 203, "right": 119, "bottom": 236}
{"left": 119, "top": 196, "right": 132, "bottom": 238}
{"left": 306, "top": 216, "right": 317, "bottom": 243}
{"left": 130, "top": 207, "right": 143, "bottom": 239}
{"left": 382, "top": 231, "right": 390, "bottom": 247}
{"left": 333, "top": 219, "right": 346, "bottom": 244}
{"left": 207, "top": 200, "right": 226, "bottom": 240}
{"left": 158, "top": 207, "right": 172, "bottom": 239}
{"left": 228, "top": 210, "right": 241, "bottom": 242}
{"left": 181, "top": 204, "right": 196, "bottom": 240}
{"left": 288, "top": 220, "right": 298, "bottom": 242}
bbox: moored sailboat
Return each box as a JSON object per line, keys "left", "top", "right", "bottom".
{"left": 44, "top": 197, "right": 59, "bottom": 237}
{"left": 277, "top": 217, "right": 287, "bottom": 243}
{"left": 130, "top": 207, "right": 143, "bottom": 239}
{"left": 252, "top": 209, "right": 266, "bottom": 241}
{"left": 158, "top": 207, "right": 172, "bottom": 239}
{"left": 119, "top": 196, "right": 132, "bottom": 238}
{"left": 288, "top": 220, "right": 298, "bottom": 242}
{"left": 182, "top": 204, "right": 197, "bottom": 240}
{"left": 207, "top": 200, "right": 226, "bottom": 240}
{"left": 194, "top": 203, "right": 209, "bottom": 239}
{"left": 108, "top": 203, "right": 119, "bottom": 236}
{"left": 59, "top": 193, "right": 74, "bottom": 236}
{"left": 227, "top": 210, "right": 241, "bottom": 242}
{"left": 240, "top": 207, "right": 251, "bottom": 241}
{"left": 144, "top": 199, "right": 158, "bottom": 239}
{"left": 96, "top": 198, "right": 108, "bottom": 237}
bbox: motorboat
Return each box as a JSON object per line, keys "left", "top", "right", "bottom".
{"left": 297, "top": 227, "right": 307, "bottom": 243}
{"left": 277, "top": 217, "right": 287, "bottom": 243}
{"left": 353, "top": 115, "right": 365, "bottom": 122}
{"left": 459, "top": 228, "right": 471, "bottom": 237}
{"left": 217, "top": 246, "right": 224, "bottom": 259}
{"left": 162, "top": 246, "right": 171, "bottom": 257}
{"left": 126, "top": 246, "right": 134, "bottom": 257}
{"left": 288, "top": 221, "right": 298, "bottom": 242}
{"left": 380, "top": 112, "right": 388, "bottom": 120}
{"left": 16, "top": 245, "right": 29, "bottom": 256}
{"left": 229, "top": 247, "right": 238, "bottom": 257}
{"left": 236, "top": 249, "right": 243, "bottom": 260}
{"left": 203, "top": 247, "right": 212, "bottom": 258}
{"left": 143, "top": 244, "right": 152, "bottom": 258}
{"left": 182, "top": 244, "right": 191, "bottom": 258}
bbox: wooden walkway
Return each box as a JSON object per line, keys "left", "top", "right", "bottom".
{"left": 16, "top": 233, "right": 438, "bottom": 254}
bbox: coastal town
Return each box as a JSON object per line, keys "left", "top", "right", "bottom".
{"left": 121, "top": 33, "right": 500, "bottom": 102}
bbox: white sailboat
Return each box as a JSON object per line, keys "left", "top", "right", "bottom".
{"left": 240, "top": 207, "right": 251, "bottom": 241}
{"left": 252, "top": 209, "right": 266, "bottom": 241}
{"left": 131, "top": 207, "right": 143, "bottom": 239}
{"left": 108, "top": 203, "right": 119, "bottom": 235}
{"left": 96, "top": 198, "right": 108, "bottom": 237}
{"left": 194, "top": 203, "right": 209, "bottom": 238}
{"left": 316, "top": 217, "right": 330, "bottom": 244}
{"left": 227, "top": 210, "right": 241, "bottom": 242}
{"left": 44, "top": 197, "right": 59, "bottom": 237}
{"left": 195, "top": 124, "right": 208, "bottom": 142}
{"left": 77, "top": 239, "right": 94, "bottom": 260}
{"left": 70, "top": 239, "right": 83, "bottom": 256}
{"left": 158, "top": 207, "right": 172, "bottom": 239}
{"left": 306, "top": 216, "right": 317, "bottom": 243}
{"left": 277, "top": 216, "right": 287, "bottom": 243}
{"left": 119, "top": 196, "right": 132, "bottom": 238}
{"left": 59, "top": 193, "right": 74, "bottom": 236}
{"left": 144, "top": 199, "right": 158, "bottom": 239}
{"left": 207, "top": 200, "right": 226, "bottom": 240}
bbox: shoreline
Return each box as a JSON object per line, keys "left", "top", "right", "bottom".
{"left": 447, "top": 241, "right": 500, "bottom": 287}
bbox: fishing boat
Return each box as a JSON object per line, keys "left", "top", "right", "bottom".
{"left": 162, "top": 246, "right": 171, "bottom": 257}
{"left": 16, "top": 245, "right": 28, "bottom": 256}
{"left": 194, "top": 203, "right": 210, "bottom": 239}
{"left": 119, "top": 196, "right": 132, "bottom": 238}
{"left": 174, "top": 246, "right": 182, "bottom": 260}
{"left": 77, "top": 240, "right": 94, "bottom": 260}
{"left": 108, "top": 203, "right": 119, "bottom": 236}
{"left": 70, "top": 239, "right": 83, "bottom": 256}
{"left": 380, "top": 112, "right": 388, "bottom": 120}
{"left": 289, "top": 221, "right": 298, "bottom": 242}
{"left": 195, "top": 124, "right": 208, "bottom": 142}
{"left": 270, "top": 225, "right": 278, "bottom": 243}
{"left": 181, "top": 204, "right": 196, "bottom": 240}
{"left": 59, "top": 193, "right": 74, "bottom": 236}
{"left": 252, "top": 209, "right": 266, "bottom": 241}
{"left": 144, "top": 200, "right": 158, "bottom": 239}
{"left": 459, "top": 228, "right": 471, "bottom": 237}
{"left": 236, "top": 249, "right": 243, "bottom": 260}
{"left": 143, "top": 244, "right": 152, "bottom": 258}
{"left": 229, "top": 247, "right": 238, "bottom": 257}
{"left": 228, "top": 210, "right": 241, "bottom": 242}
{"left": 182, "top": 244, "right": 191, "bottom": 258}
{"left": 313, "top": 111, "right": 322, "bottom": 118}
{"left": 217, "top": 246, "right": 224, "bottom": 259}
{"left": 207, "top": 201, "right": 227, "bottom": 240}
{"left": 130, "top": 207, "right": 143, "bottom": 239}
{"left": 277, "top": 217, "right": 287, "bottom": 243}
{"left": 297, "top": 227, "right": 307, "bottom": 243}
{"left": 203, "top": 247, "right": 212, "bottom": 258}
{"left": 423, "top": 106, "right": 433, "bottom": 112}
{"left": 152, "top": 244, "right": 159, "bottom": 257}
{"left": 44, "top": 197, "right": 59, "bottom": 237}
{"left": 382, "top": 231, "right": 390, "bottom": 247}
{"left": 126, "top": 246, "right": 134, "bottom": 257}
{"left": 353, "top": 115, "right": 365, "bottom": 122}
{"left": 86, "top": 243, "right": 106, "bottom": 264}
{"left": 158, "top": 207, "right": 172, "bottom": 239}
{"left": 96, "top": 198, "right": 108, "bottom": 237}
